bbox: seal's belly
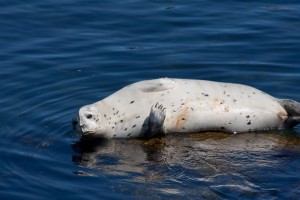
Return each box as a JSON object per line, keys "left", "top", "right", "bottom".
{"left": 164, "top": 108, "right": 285, "bottom": 134}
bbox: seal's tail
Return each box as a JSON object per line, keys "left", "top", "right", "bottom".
{"left": 280, "top": 99, "right": 300, "bottom": 128}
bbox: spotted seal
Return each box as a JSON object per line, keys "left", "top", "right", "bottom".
{"left": 72, "top": 78, "right": 300, "bottom": 139}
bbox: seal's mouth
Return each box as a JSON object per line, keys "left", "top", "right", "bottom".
{"left": 81, "top": 131, "right": 95, "bottom": 136}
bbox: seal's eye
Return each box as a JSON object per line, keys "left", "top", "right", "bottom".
{"left": 86, "top": 114, "right": 93, "bottom": 119}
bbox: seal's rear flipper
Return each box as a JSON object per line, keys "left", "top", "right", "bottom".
{"left": 280, "top": 99, "right": 300, "bottom": 128}
{"left": 143, "top": 103, "right": 166, "bottom": 139}
{"left": 285, "top": 116, "right": 300, "bottom": 128}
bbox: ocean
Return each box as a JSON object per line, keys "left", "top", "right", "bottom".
{"left": 1, "top": 1, "right": 300, "bottom": 199}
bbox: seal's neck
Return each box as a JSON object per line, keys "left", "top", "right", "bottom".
{"left": 94, "top": 101, "right": 117, "bottom": 137}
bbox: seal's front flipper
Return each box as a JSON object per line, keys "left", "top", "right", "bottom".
{"left": 280, "top": 99, "right": 300, "bottom": 128}
{"left": 143, "top": 103, "right": 166, "bottom": 139}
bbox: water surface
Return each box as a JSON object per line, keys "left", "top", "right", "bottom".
{"left": 1, "top": 1, "right": 300, "bottom": 199}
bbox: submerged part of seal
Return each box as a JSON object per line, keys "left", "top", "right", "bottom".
{"left": 72, "top": 78, "right": 300, "bottom": 139}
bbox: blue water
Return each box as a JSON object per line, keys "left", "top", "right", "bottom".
{"left": 1, "top": 1, "right": 300, "bottom": 199}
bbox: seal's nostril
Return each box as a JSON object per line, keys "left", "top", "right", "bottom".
{"left": 80, "top": 124, "right": 85, "bottom": 128}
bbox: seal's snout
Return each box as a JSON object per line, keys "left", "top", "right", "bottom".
{"left": 72, "top": 115, "right": 92, "bottom": 136}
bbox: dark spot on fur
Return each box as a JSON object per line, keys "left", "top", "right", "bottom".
{"left": 104, "top": 114, "right": 107, "bottom": 118}
{"left": 113, "top": 134, "right": 116, "bottom": 137}
{"left": 182, "top": 118, "right": 186, "bottom": 120}
{"left": 132, "top": 124, "right": 136, "bottom": 128}
{"left": 191, "top": 107, "right": 194, "bottom": 111}
{"left": 221, "top": 127, "right": 225, "bottom": 130}
{"left": 181, "top": 103, "right": 185, "bottom": 105}
{"left": 120, "top": 120, "right": 123, "bottom": 123}
{"left": 124, "top": 128, "right": 127, "bottom": 131}
{"left": 116, "top": 111, "right": 119, "bottom": 115}
{"left": 202, "top": 93, "right": 209, "bottom": 97}
{"left": 246, "top": 115, "right": 250, "bottom": 118}
{"left": 127, "top": 133, "right": 131, "bottom": 136}
{"left": 130, "top": 101, "right": 135, "bottom": 104}
{"left": 247, "top": 121, "right": 251, "bottom": 125}
{"left": 233, "top": 99, "right": 237, "bottom": 102}
{"left": 136, "top": 116, "right": 140, "bottom": 118}
{"left": 229, "top": 122, "right": 232, "bottom": 124}
{"left": 112, "top": 127, "right": 114, "bottom": 129}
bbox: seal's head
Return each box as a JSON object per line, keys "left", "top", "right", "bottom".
{"left": 72, "top": 105, "right": 99, "bottom": 136}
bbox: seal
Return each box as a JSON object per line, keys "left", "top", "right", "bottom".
{"left": 72, "top": 78, "right": 300, "bottom": 139}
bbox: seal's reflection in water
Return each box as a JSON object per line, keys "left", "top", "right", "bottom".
{"left": 72, "top": 137, "right": 171, "bottom": 180}
{"left": 71, "top": 132, "right": 300, "bottom": 197}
